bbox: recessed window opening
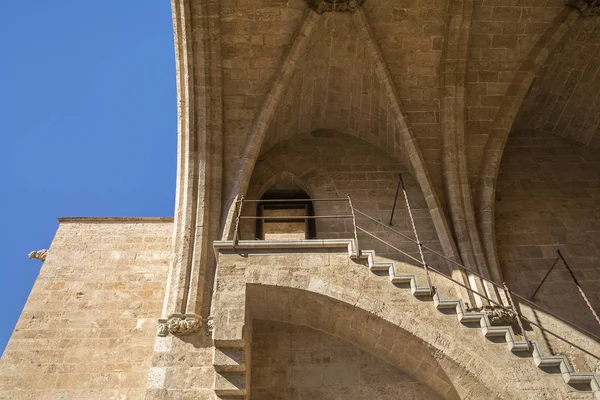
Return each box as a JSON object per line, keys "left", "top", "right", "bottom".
{"left": 256, "top": 182, "right": 316, "bottom": 240}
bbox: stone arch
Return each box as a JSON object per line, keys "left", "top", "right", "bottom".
{"left": 238, "top": 154, "right": 338, "bottom": 241}
{"left": 250, "top": 319, "right": 446, "bottom": 399}
{"left": 245, "top": 130, "right": 450, "bottom": 264}
{"left": 212, "top": 246, "right": 581, "bottom": 399}
{"left": 244, "top": 283, "right": 520, "bottom": 400}
{"left": 251, "top": 171, "right": 317, "bottom": 202}
{"left": 242, "top": 174, "right": 320, "bottom": 241}
{"left": 219, "top": 8, "right": 459, "bottom": 264}
{"left": 247, "top": 158, "right": 336, "bottom": 203}
{"left": 474, "top": 6, "right": 580, "bottom": 279}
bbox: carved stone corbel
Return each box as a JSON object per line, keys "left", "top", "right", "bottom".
{"left": 157, "top": 314, "right": 203, "bottom": 337}
{"left": 28, "top": 249, "right": 48, "bottom": 262}
{"left": 204, "top": 315, "right": 214, "bottom": 336}
{"left": 468, "top": 306, "right": 517, "bottom": 326}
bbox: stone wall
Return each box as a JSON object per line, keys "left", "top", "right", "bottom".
{"left": 496, "top": 129, "right": 600, "bottom": 334}
{"left": 221, "top": 0, "right": 307, "bottom": 191}
{"left": 514, "top": 14, "right": 600, "bottom": 148}
{"left": 262, "top": 12, "right": 408, "bottom": 164}
{"left": 365, "top": 0, "right": 448, "bottom": 189}
{"left": 0, "top": 219, "right": 172, "bottom": 400}
{"left": 244, "top": 130, "right": 448, "bottom": 270}
{"left": 211, "top": 246, "right": 591, "bottom": 399}
{"left": 465, "top": 0, "right": 565, "bottom": 179}
{"left": 251, "top": 320, "right": 443, "bottom": 400}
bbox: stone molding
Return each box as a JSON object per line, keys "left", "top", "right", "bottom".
{"left": 57, "top": 217, "right": 173, "bottom": 223}
{"left": 157, "top": 314, "right": 203, "bottom": 337}
{"left": 351, "top": 9, "right": 461, "bottom": 267}
{"left": 475, "top": 6, "right": 579, "bottom": 284}
{"left": 222, "top": 10, "right": 320, "bottom": 240}
{"left": 163, "top": 0, "right": 224, "bottom": 334}
{"left": 467, "top": 306, "right": 516, "bottom": 326}
{"left": 304, "top": 0, "right": 365, "bottom": 13}
{"left": 28, "top": 249, "right": 48, "bottom": 262}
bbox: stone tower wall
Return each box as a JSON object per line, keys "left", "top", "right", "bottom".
{"left": 0, "top": 219, "right": 172, "bottom": 400}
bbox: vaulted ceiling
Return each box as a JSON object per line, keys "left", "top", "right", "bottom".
{"left": 513, "top": 13, "right": 600, "bottom": 149}
{"left": 171, "top": 0, "right": 600, "bottom": 297}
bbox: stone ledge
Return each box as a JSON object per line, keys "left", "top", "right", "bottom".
{"left": 214, "top": 238, "right": 354, "bottom": 249}
{"left": 213, "top": 239, "right": 356, "bottom": 258}
{"left": 58, "top": 217, "right": 174, "bottom": 223}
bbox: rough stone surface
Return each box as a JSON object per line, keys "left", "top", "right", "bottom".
{"left": 304, "top": 0, "right": 366, "bottom": 13}
{"left": 217, "top": 248, "right": 595, "bottom": 399}
{"left": 221, "top": 0, "right": 307, "bottom": 196}
{"left": 260, "top": 12, "right": 410, "bottom": 170}
{"left": 251, "top": 320, "right": 443, "bottom": 399}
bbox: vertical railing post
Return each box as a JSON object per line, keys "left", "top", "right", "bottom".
{"left": 399, "top": 174, "right": 433, "bottom": 296}
{"left": 347, "top": 194, "right": 360, "bottom": 257}
{"left": 503, "top": 282, "right": 530, "bottom": 350}
{"left": 232, "top": 195, "right": 244, "bottom": 249}
{"left": 389, "top": 174, "right": 402, "bottom": 225}
{"left": 422, "top": 257, "right": 434, "bottom": 297}
{"left": 557, "top": 249, "right": 600, "bottom": 328}
{"left": 530, "top": 256, "right": 560, "bottom": 300}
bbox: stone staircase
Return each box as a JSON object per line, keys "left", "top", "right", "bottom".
{"left": 355, "top": 247, "right": 600, "bottom": 400}
{"left": 211, "top": 237, "right": 600, "bottom": 399}
{"left": 213, "top": 342, "right": 248, "bottom": 398}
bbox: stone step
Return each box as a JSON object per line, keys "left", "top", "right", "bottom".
{"left": 214, "top": 345, "right": 248, "bottom": 399}
{"left": 214, "top": 370, "right": 246, "bottom": 398}
{"left": 357, "top": 247, "right": 600, "bottom": 399}
{"left": 214, "top": 347, "right": 246, "bottom": 373}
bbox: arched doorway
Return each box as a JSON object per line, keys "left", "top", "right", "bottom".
{"left": 255, "top": 182, "right": 316, "bottom": 240}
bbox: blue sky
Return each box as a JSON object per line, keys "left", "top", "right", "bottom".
{"left": 0, "top": 2, "right": 176, "bottom": 354}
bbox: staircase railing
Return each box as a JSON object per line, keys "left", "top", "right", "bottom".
{"left": 353, "top": 206, "right": 600, "bottom": 361}
{"left": 232, "top": 195, "right": 600, "bottom": 362}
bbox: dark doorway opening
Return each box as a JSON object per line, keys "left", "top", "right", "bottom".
{"left": 256, "top": 182, "right": 316, "bottom": 240}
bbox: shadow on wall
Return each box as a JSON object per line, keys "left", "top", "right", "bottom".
{"left": 496, "top": 129, "right": 600, "bottom": 335}
{"left": 246, "top": 284, "right": 465, "bottom": 400}
{"left": 251, "top": 319, "right": 445, "bottom": 400}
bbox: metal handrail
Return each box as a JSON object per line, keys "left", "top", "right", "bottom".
{"left": 232, "top": 194, "right": 600, "bottom": 354}
{"left": 356, "top": 226, "right": 424, "bottom": 266}
{"left": 354, "top": 207, "right": 600, "bottom": 344}
{"left": 240, "top": 215, "right": 354, "bottom": 220}
{"left": 347, "top": 194, "right": 360, "bottom": 256}
{"left": 237, "top": 198, "right": 349, "bottom": 203}
{"left": 509, "top": 292, "right": 600, "bottom": 343}
{"left": 359, "top": 225, "right": 599, "bottom": 360}
{"left": 232, "top": 195, "right": 356, "bottom": 245}
{"left": 232, "top": 195, "right": 244, "bottom": 248}
{"left": 439, "top": 267, "right": 599, "bottom": 359}
{"left": 354, "top": 208, "right": 505, "bottom": 290}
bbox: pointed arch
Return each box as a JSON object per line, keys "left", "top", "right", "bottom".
{"left": 475, "top": 7, "right": 579, "bottom": 278}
